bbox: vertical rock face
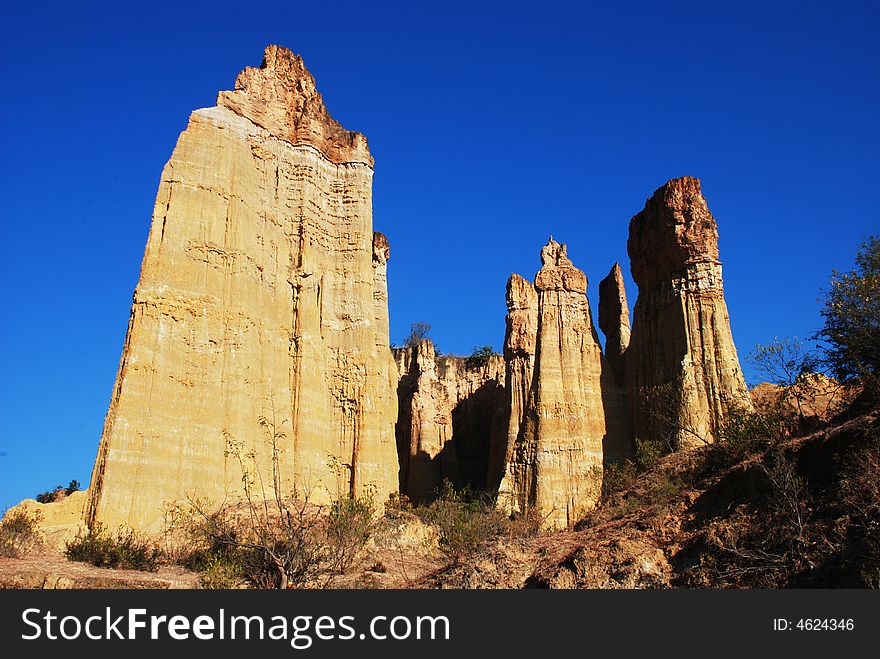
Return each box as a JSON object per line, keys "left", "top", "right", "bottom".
{"left": 393, "top": 342, "right": 504, "bottom": 503}
{"left": 85, "top": 45, "right": 399, "bottom": 533}
{"left": 598, "top": 262, "right": 631, "bottom": 387}
{"left": 487, "top": 274, "right": 538, "bottom": 493}
{"left": 626, "top": 176, "right": 750, "bottom": 448}
{"left": 500, "top": 239, "right": 627, "bottom": 529}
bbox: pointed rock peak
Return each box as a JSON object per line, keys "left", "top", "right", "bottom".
{"left": 217, "top": 44, "right": 372, "bottom": 166}
{"left": 535, "top": 237, "right": 586, "bottom": 293}
{"left": 540, "top": 237, "right": 573, "bottom": 268}
{"left": 657, "top": 175, "right": 702, "bottom": 198}
{"left": 599, "top": 262, "right": 630, "bottom": 338}
{"left": 601, "top": 262, "right": 628, "bottom": 297}
{"left": 609, "top": 261, "right": 624, "bottom": 280}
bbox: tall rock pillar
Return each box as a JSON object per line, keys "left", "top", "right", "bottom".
{"left": 598, "top": 262, "right": 631, "bottom": 387}
{"left": 626, "top": 176, "right": 751, "bottom": 448}
{"left": 499, "top": 239, "right": 626, "bottom": 529}
{"left": 85, "top": 45, "right": 399, "bottom": 533}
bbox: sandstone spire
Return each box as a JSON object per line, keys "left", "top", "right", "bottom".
{"left": 83, "top": 45, "right": 399, "bottom": 533}
{"left": 487, "top": 274, "right": 538, "bottom": 494}
{"left": 625, "top": 176, "right": 751, "bottom": 448}
{"left": 598, "top": 262, "right": 631, "bottom": 387}
{"left": 500, "top": 239, "right": 626, "bottom": 529}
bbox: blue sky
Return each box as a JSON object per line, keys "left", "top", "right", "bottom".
{"left": 1, "top": 0, "right": 877, "bottom": 509}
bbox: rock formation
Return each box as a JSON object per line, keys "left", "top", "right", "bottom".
{"left": 5, "top": 43, "right": 759, "bottom": 545}
{"left": 498, "top": 239, "right": 628, "bottom": 529}
{"left": 625, "top": 176, "right": 751, "bottom": 448}
{"left": 393, "top": 341, "right": 505, "bottom": 503}
{"left": 486, "top": 274, "right": 538, "bottom": 493}
{"left": 79, "top": 45, "right": 399, "bottom": 533}
{"left": 598, "top": 263, "right": 631, "bottom": 387}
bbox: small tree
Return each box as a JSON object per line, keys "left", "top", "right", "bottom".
{"left": 640, "top": 376, "right": 709, "bottom": 451}
{"left": 403, "top": 322, "right": 431, "bottom": 349}
{"left": 749, "top": 337, "right": 822, "bottom": 424}
{"left": 169, "top": 402, "right": 378, "bottom": 589}
{"left": 465, "top": 345, "right": 497, "bottom": 369}
{"left": 816, "top": 235, "right": 880, "bottom": 399}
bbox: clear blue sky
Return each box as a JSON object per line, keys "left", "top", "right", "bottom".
{"left": 1, "top": 1, "right": 877, "bottom": 510}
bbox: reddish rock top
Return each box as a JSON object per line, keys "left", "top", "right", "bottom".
{"left": 627, "top": 176, "right": 720, "bottom": 290}
{"left": 218, "top": 44, "right": 372, "bottom": 166}
{"left": 534, "top": 238, "right": 588, "bottom": 294}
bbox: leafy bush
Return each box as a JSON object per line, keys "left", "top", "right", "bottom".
{"left": 415, "top": 481, "right": 508, "bottom": 559}
{"left": 714, "top": 405, "right": 792, "bottom": 462}
{"left": 634, "top": 437, "right": 664, "bottom": 470}
{"left": 65, "top": 524, "right": 162, "bottom": 572}
{"left": 35, "top": 479, "right": 80, "bottom": 504}
{"left": 326, "top": 494, "right": 375, "bottom": 574}
{"left": 0, "top": 509, "right": 43, "bottom": 557}
{"left": 465, "top": 345, "right": 498, "bottom": 369}
{"left": 602, "top": 460, "right": 638, "bottom": 499}
{"left": 198, "top": 552, "right": 243, "bottom": 589}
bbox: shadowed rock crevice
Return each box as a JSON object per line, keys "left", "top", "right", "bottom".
{"left": 392, "top": 342, "right": 505, "bottom": 504}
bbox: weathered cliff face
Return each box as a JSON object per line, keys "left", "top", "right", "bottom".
{"left": 598, "top": 262, "right": 631, "bottom": 387}
{"left": 499, "top": 240, "right": 628, "bottom": 529}
{"left": 393, "top": 341, "right": 505, "bottom": 503}
{"left": 82, "top": 45, "right": 399, "bottom": 533}
{"left": 625, "top": 176, "right": 751, "bottom": 448}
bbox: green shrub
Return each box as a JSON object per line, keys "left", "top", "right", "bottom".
{"left": 634, "top": 437, "right": 664, "bottom": 470}
{"left": 648, "top": 472, "right": 687, "bottom": 505}
{"left": 0, "top": 509, "right": 43, "bottom": 557}
{"left": 65, "top": 524, "right": 162, "bottom": 572}
{"left": 602, "top": 460, "right": 638, "bottom": 499}
{"left": 326, "top": 495, "right": 375, "bottom": 574}
{"left": 35, "top": 479, "right": 81, "bottom": 504}
{"left": 465, "top": 345, "right": 498, "bottom": 369}
{"left": 415, "top": 481, "right": 507, "bottom": 558}
{"left": 198, "top": 552, "right": 243, "bottom": 589}
{"left": 716, "top": 406, "right": 790, "bottom": 461}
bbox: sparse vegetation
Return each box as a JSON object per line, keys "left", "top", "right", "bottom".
{"left": 0, "top": 509, "right": 43, "bottom": 558}
{"left": 640, "top": 377, "right": 710, "bottom": 452}
{"left": 601, "top": 460, "right": 638, "bottom": 498}
{"left": 162, "top": 409, "right": 381, "bottom": 588}
{"left": 414, "top": 481, "right": 536, "bottom": 560}
{"left": 65, "top": 524, "right": 162, "bottom": 572}
{"left": 403, "top": 321, "right": 432, "bottom": 349}
{"left": 465, "top": 345, "right": 498, "bottom": 369}
{"left": 837, "top": 426, "right": 880, "bottom": 587}
{"left": 35, "top": 479, "right": 80, "bottom": 504}
{"left": 326, "top": 494, "right": 376, "bottom": 574}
